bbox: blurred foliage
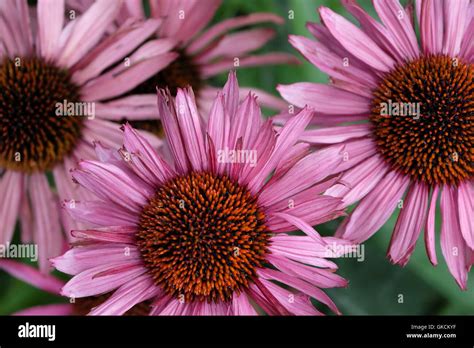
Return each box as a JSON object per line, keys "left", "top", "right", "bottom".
{"left": 1, "top": 0, "right": 472, "bottom": 315}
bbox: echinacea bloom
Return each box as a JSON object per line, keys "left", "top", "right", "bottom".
{"left": 67, "top": 0, "right": 298, "bottom": 116}
{"left": 278, "top": 0, "right": 473, "bottom": 289}
{"left": 53, "top": 72, "right": 350, "bottom": 315}
{"left": 0, "top": 0, "right": 175, "bottom": 270}
{"left": 0, "top": 260, "right": 150, "bottom": 315}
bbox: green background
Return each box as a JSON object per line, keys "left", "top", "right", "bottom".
{"left": 0, "top": 0, "right": 472, "bottom": 315}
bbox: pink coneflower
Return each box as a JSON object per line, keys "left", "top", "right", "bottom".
{"left": 278, "top": 0, "right": 473, "bottom": 289}
{"left": 0, "top": 260, "right": 150, "bottom": 315}
{"left": 0, "top": 0, "right": 177, "bottom": 271}
{"left": 67, "top": 0, "right": 298, "bottom": 115}
{"left": 52, "top": 72, "right": 349, "bottom": 315}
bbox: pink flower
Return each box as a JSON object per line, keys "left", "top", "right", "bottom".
{"left": 0, "top": 260, "right": 150, "bottom": 315}
{"left": 67, "top": 0, "right": 299, "bottom": 113}
{"left": 0, "top": 0, "right": 176, "bottom": 271}
{"left": 53, "top": 72, "right": 350, "bottom": 315}
{"left": 278, "top": 0, "right": 473, "bottom": 289}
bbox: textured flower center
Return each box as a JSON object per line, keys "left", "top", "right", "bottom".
{"left": 73, "top": 294, "right": 150, "bottom": 315}
{"left": 124, "top": 50, "right": 202, "bottom": 137}
{"left": 370, "top": 55, "right": 473, "bottom": 185}
{"left": 0, "top": 57, "right": 83, "bottom": 172}
{"left": 132, "top": 49, "right": 202, "bottom": 97}
{"left": 136, "top": 171, "right": 270, "bottom": 303}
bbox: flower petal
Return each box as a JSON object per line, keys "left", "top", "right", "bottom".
{"left": 37, "top": 0, "right": 64, "bottom": 60}
{"left": 0, "top": 171, "right": 23, "bottom": 245}
{"left": 458, "top": 181, "right": 474, "bottom": 249}
{"left": 442, "top": 0, "right": 470, "bottom": 56}
{"left": 277, "top": 83, "right": 370, "bottom": 115}
{"left": 425, "top": 186, "right": 439, "bottom": 266}
{"left": 440, "top": 185, "right": 473, "bottom": 290}
{"left": 319, "top": 6, "right": 395, "bottom": 72}
{"left": 0, "top": 260, "right": 63, "bottom": 295}
{"left": 29, "top": 173, "right": 64, "bottom": 272}
{"left": 339, "top": 171, "right": 410, "bottom": 243}
{"left": 388, "top": 183, "right": 429, "bottom": 265}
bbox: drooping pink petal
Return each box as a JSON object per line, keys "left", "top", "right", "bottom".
{"left": 271, "top": 234, "right": 341, "bottom": 259}
{"left": 458, "top": 181, "right": 474, "bottom": 250}
{"left": 89, "top": 274, "right": 159, "bottom": 315}
{"left": 260, "top": 279, "right": 322, "bottom": 315}
{"left": 266, "top": 196, "right": 344, "bottom": 233}
{"left": 29, "top": 173, "right": 64, "bottom": 272}
{"left": 232, "top": 292, "right": 257, "bottom": 315}
{"left": 269, "top": 238, "right": 338, "bottom": 269}
{"left": 258, "top": 268, "right": 341, "bottom": 315}
{"left": 0, "top": 260, "right": 64, "bottom": 295}
{"left": 325, "top": 155, "right": 389, "bottom": 207}
{"left": 339, "top": 171, "right": 410, "bottom": 243}
{"left": 268, "top": 254, "right": 347, "bottom": 289}
{"left": 0, "top": 171, "right": 23, "bottom": 245}
{"left": 388, "top": 183, "right": 429, "bottom": 266}
{"left": 440, "top": 185, "right": 473, "bottom": 290}
{"left": 247, "top": 278, "right": 291, "bottom": 315}
{"left": 425, "top": 186, "right": 440, "bottom": 266}
{"left": 19, "top": 178, "right": 33, "bottom": 243}
{"left": 270, "top": 212, "right": 326, "bottom": 244}
{"left": 14, "top": 304, "right": 73, "bottom": 316}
